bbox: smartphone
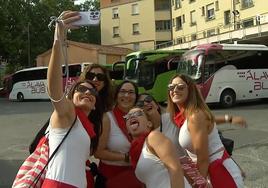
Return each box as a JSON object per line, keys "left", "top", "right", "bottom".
{"left": 72, "top": 11, "right": 100, "bottom": 26}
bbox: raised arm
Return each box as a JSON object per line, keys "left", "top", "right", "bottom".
{"left": 147, "top": 131, "right": 184, "bottom": 188}
{"left": 47, "top": 11, "right": 80, "bottom": 128}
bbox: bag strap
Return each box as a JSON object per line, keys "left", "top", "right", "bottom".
{"left": 31, "top": 116, "right": 77, "bottom": 187}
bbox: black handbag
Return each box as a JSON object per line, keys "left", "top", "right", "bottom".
{"left": 218, "top": 130, "right": 234, "bottom": 156}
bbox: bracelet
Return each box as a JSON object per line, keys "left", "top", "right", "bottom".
{"left": 124, "top": 153, "right": 130, "bottom": 163}
{"left": 224, "top": 114, "right": 232, "bottom": 123}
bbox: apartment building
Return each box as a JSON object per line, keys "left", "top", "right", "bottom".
{"left": 100, "top": 0, "right": 172, "bottom": 50}
{"left": 167, "top": 0, "right": 268, "bottom": 49}
{"left": 101, "top": 0, "right": 268, "bottom": 50}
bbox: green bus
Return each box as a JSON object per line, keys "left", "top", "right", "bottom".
{"left": 113, "top": 49, "right": 186, "bottom": 102}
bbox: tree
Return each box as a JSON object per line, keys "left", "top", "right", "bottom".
{"left": 0, "top": 0, "right": 101, "bottom": 75}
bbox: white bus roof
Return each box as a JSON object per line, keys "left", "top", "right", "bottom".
{"left": 15, "top": 66, "right": 48, "bottom": 73}
{"left": 221, "top": 44, "right": 268, "bottom": 51}
{"left": 14, "top": 63, "right": 89, "bottom": 74}
{"left": 194, "top": 43, "right": 268, "bottom": 52}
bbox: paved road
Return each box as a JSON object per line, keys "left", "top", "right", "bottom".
{"left": 0, "top": 98, "right": 267, "bottom": 187}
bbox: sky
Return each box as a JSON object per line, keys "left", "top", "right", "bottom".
{"left": 74, "top": 0, "right": 86, "bottom": 5}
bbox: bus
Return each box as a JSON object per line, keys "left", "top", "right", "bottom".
{"left": 9, "top": 63, "right": 90, "bottom": 101}
{"left": 102, "top": 63, "right": 124, "bottom": 85}
{"left": 177, "top": 43, "right": 268, "bottom": 107}
{"left": 113, "top": 49, "right": 186, "bottom": 102}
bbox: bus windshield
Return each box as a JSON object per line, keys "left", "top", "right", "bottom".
{"left": 177, "top": 50, "right": 204, "bottom": 81}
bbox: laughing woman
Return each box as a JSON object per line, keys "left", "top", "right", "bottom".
{"left": 43, "top": 11, "right": 103, "bottom": 187}
{"left": 167, "top": 74, "right": 244, "bottom": 188}
{"left": 126, "top": 106, "right": 185, "bottom": 188}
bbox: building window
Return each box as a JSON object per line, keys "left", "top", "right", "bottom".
{"left": 191, "top": 34, "right": 197, "bottom": 41}
{"left": 132, "top": 4, "right": 139, "bottom": 15}
{"left": 224, "top": 10, "right": 231, "bottom": 25}
{"left": 201, "top": 6, "right": 205, "bottom": 16}
{"left": 113, "top": 26, "right": 119, "bottom": 37}
{"left": 176, "top": 16, "right": 182, "bottom": 30}
{"left": 190, "top": 10, "right": 196, "bottom": 26}
{"left": 175, "top": 0, "right": 181, "bottom": 9}
{"left": 241, "top": 0, "right": 253, "bottom": 9}
{"left": 155, "top": 0, "right": 170, "bottom": 10}
{"left": 215, "top": 1, "right": 219, "bottom": 11}
{"left": 112, "top": 8, "right": 119, "bottom": 19}
{"left": 176, "top": 37, "right": 183, "bottom": 44}
{"left": 207, "top": 29, "right": 216, "bottom": 36}
{"left": 206, "top": 3, "right": 215, "bottom": 20}
{"left": 242, "top": 18, "right": 254, "bottom": 28}
{"left": 133, "top": 23, "right": 140, "bottom": 35}
{"left": 133, "top": 43, "right": 140, "bottom": 50}
{"left": 189, "top": 0, "right": 195, "bottom": 3}
{"left": 155, "top": 20, "right": 171, "bottom": 31}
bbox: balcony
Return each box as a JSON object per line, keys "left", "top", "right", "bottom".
{"left": 156, "top": 13, "right": 268, "bottom": 50}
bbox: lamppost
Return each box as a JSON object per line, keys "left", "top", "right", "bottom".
{"left": 27, "top": 22, "right": 31, "bottom": 67}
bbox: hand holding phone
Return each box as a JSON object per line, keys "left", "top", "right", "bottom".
{"left": 72, "top": 11, "right": 100, "bottom": 26}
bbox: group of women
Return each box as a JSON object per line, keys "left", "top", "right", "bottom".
{"left": 31, "top": 11, "right": 246, "bottom": 188}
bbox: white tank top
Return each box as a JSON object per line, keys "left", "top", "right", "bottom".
{"left": 135, "top": 141, "right": 191, "bottom": 188}
{"left": 46, "top": 117, "right": 90, "bottom": 188}
{"left": 179, "top": 120, "right": 224, "bottom": 162}
{"left": 101, "top": 111, "right": 131, "bottom": 166}
{"left": 160, "top": 113, "right": 186, "bottom": 156}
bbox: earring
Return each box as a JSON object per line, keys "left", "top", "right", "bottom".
{"left": 92, "top": 106, "right": 96, "bottom": 110}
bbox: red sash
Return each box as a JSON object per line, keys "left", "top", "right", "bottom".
{"left": 174, "top": 110, "right": 186, "bottom": 128}
{"left": 129, "top": 132, "right": 150, "bottom": 169}
{"left": 208, "top": 150, "right": 237, "bottom": 188}
{"left": 75, "top": 108, "right": 96, "bottom": 138}
{"left": 112, "top": 106, "right": 132, "bottom": 142}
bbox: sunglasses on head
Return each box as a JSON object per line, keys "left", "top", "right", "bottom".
{"left": 136, "top": 95, "right": 153, "bottom": 108}
{"left": 167, "top": 83, "right": 187, "bottom": 91}
{"left": 75, "top": 85, "right": 98, "bottom": 96}
{"left": 86, "top": 72, "right": 106, "bottom": 81}
{"left": 123, "top": 110, "right": 144, "bottom": 121}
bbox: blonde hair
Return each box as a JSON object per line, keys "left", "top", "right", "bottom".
{"left": 167, "top": 74, "right": 214, "bottom": 123}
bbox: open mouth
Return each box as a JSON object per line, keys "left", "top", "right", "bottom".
{"left": 130, "top": 119, "right": 139, "bottom": 130}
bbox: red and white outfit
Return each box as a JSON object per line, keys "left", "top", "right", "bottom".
{"left": 178, "top": 120, "right": 244, "bottom": 188}
{"left": 98, "top": 110, "right": 143, "bottom": 188}
{"left": 42, "top": 109, "right": 95, "bottom": 188}
{"left": 135, "top": 140, "right": 191, "bottom": 188}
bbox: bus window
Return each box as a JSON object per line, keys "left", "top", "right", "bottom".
{"left": 138, "top": 62, "right": 155, "bottom": 89}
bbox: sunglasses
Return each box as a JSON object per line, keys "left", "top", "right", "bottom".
{"left": 124, "top": 110, "right": 144, "bottom": 121}
{"left": 167, "top": 83, "right": 187, "bottom": 91}
{"left": 86, "top": 72, "right": 106, "bottom": 81}
{"left": 75, "top": 85, "right": 98, "bottom": 96}
{"left": 119, "top": 89, "right": 135, "bottom": 96}
{"left": 136, "top": 95, "right": 153, "bottom": 108}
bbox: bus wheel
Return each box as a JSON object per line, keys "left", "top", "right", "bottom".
{"left": 17, "top": 92, "right": 24, "bottom": 102}
{"left": 220, "top": 89, "right": 236, "bottom": 108}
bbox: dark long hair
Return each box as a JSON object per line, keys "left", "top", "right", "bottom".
{"left": 67, "top": 80, "right": 103, "bottom": 153}
{"left": 113, "top": 80, "right": 139, "bottom": 104}
{"left": 80, "top": 63, "right": 114, "bottom": 112}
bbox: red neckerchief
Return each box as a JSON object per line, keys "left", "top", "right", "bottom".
{"left": 113, "top": 106, "right": 132, "bottom": 142}
{"left": 174, "top": 111, "right": 186, "bottom": 128}
{"left": 75, "top": 108, "right": 96, "bottom": 138}
{"left": 129, "top": 132, "right": 150, "bottom": 169}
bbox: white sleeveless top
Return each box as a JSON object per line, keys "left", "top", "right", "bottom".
{"left": 46, "top": 117, "right": 90, "bottom": 188}
{"left": 101, "top": 111, "right": 131, "bottom": 166}
{"left": 179, "top": 119, "right": 224, "bottom": 162}
{"left": 135, "top": 141, "right": 191, "bottom": 188}
{"left": 160, "top": 113, "right": 186, "bottom": 156}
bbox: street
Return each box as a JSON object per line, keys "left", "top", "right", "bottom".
{"left": 0, "top": 98, "right": 268, "bottom": 187}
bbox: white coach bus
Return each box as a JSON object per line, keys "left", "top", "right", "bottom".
{"left": 177, "top": 43, "right": 268, "bottom": 107}
{"left": 9, "top": 63, "right": 89, "bottom": 101}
